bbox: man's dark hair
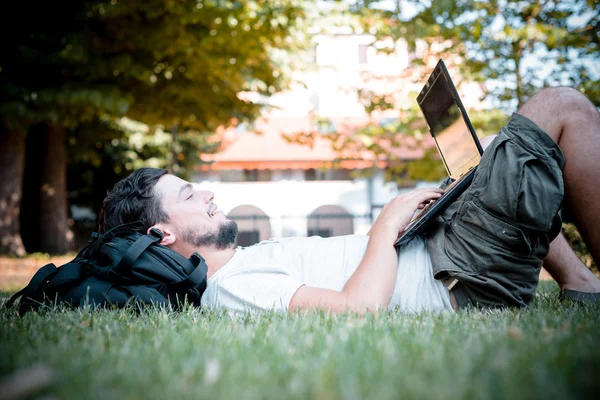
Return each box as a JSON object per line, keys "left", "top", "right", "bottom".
{"left": 98, "top": 168, "right": 170, "bottom": 234}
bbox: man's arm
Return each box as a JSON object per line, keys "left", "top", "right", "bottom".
{"left": 289, "top": 188, "right": 444, "bottom": 314}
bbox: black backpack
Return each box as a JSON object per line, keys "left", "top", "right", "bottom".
{"left": 7, "top": 222, "right": 208, "bottom": 316}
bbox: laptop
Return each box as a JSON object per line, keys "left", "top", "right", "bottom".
{"left": 394, "top": 59, "right": 485, "bottom": 247}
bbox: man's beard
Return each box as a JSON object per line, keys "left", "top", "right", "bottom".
{"left": 180, "top": 220, "right": 238, "bottom": 250}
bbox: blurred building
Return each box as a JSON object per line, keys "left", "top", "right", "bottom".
{"left": 191, "top": 30, "right": 483, "bottom": 247}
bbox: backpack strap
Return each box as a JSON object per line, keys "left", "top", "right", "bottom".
{"left": 89, "top": 279, "right": 114, "bottom": 306}
{"left": 45, "top": 262, "right": 84, "bottom": 293}
{"left": 170, "top": 254, "right": 208, "bottom": 293}
{"left": 125, "top": 285, "right": 169, "bottom": 307}
{"left": 49, "top": 275, "right": 116, "bottom": 309}
{"left": 6, "top": 263, "right": 58, "bottom": 312}
{"left": 116, "top": 228, "right": 163, "bottom": 271}
{"left": 88, "top": 221, "right": 144, "bottom": 257}
{"left": 7, "top": 264, "right": 58, "bottom": 305}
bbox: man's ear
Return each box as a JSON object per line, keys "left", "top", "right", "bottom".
{"left": 147, "top": 225, "right": 177, "bottom": 246}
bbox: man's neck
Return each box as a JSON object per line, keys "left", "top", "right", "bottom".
{"left": 201, "top": 247, "right": 236, "bottom": 278}
{"left": 172, "top": 242, "right": 236, "bottom": 279}
{"left": 172, "top": 243, "right": 235, "bottom": 278}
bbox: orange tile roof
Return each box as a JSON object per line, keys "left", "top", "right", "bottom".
{"left": 198, "top": 116, "right": 428, "bottom": 171}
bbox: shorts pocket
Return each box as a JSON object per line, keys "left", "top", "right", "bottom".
{"left": 475, "top": 136, "right": 523, "bottom": 221}
{"left": 516, "top": 156, "right": 564, "bottom": 232}
{"left": 444, "top": 201, "right": 532, "bottom": 274}
{"left": 461, "top": 201, "right": 531, "bottom": 253}
{"left": 477, "top": 136, "right": 564, "bottom": 233}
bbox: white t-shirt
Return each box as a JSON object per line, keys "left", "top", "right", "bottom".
{"left": 201, "top": 235, "right": 453, "bottom": 314}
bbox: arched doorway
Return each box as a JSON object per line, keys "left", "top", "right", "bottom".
{"left": 227, "top": 205, "right": 272, "bottom": 247}
{"left": 307, "top": 205, "right": 353, "bottom": 238}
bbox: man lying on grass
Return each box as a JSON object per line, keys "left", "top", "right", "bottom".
{"left": 99, "top": 87, "right": 600, "bottom": 314}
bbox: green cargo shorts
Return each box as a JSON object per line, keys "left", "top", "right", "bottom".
{"left": 425, "top": 113, "right": 565, "bottom": 309}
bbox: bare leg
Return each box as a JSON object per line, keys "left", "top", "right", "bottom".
{"left": 543, "top": 233, "right": 600, "bottom": 292}
{"left": 517, "top": 87, "right": 600, "bottom": 266}
{"left": 478, "top": 134, "right": 497, "bottom": 150}
{"left": 480, "top": 111, "right": 600, "bottom": 293}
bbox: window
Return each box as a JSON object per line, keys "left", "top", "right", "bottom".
{"left": 274, "top": 169, "right": 299, "bottom": 181}
{"left": 236, "top": 231, "right": 260, "bottom": 247}
{"left": 228, "top": 205, "right": 271, "bottom": 245}
{"left": 305, "top": 168, "right": 327, "bottom": 181}
{"left": 307, "top": 205, "right": 354, "bottom": 237}
{"left": 326, "top": 169, "right": 353, "bottom": 181}
{"left": 219, "top": 170, "right": 245, "bottom": 182}
{"left": 309, "top": 91, "right": 320, "bottom": 112}
{"left": 244, "top": 169, "right": 258, "bottom": 181}
{"left": 307, "top": 228, "right": 332, "bottom": 238}
{"left": 310, "top": 43, "right": 318, "bottom": 63}
{"left": 358, "top": 44, "right": 368, "bottom": 64}
{"left": 244, "top": 169, "right": 272, "bottom": 182}
{"left": 305, "top": 168, "right": 352, "bottom": 181}
{"left": 314, "top": 118, "right": 335, "bottom": 134}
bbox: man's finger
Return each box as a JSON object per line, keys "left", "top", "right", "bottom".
{"left": 394, "top": 188, "right": 442, "bottom": 202}
{"left": 410, "top": 191, "right": 444, "bottom": 203}
{"left": 405, "top": 188, "right": 444, "bottom": 198}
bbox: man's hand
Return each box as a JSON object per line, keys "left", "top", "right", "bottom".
{"left": 367, "top": 187, "right": 444, "bottom": 240}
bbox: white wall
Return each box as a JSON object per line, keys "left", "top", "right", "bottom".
{"left": 192, "top": 171, "right": 438, "bottom": 238}
{"left": 192, "top": 179, "right": 368, "bottom": 237}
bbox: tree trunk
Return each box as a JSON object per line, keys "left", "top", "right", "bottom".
{"left": 21, "top": 125, "right": 44, "bottom": 252}
{"left": 0, "top": 126, "right": 27, "bottom": 256}
{"left": 514, "top": 42, "right": 524, "bottom": 110}
{"left": 38, "top": 124, "right": 70, "bottom": 254}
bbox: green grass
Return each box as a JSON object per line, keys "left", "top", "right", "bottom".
{"left": 1, "top": 281, "right": 599, "bottom": 400}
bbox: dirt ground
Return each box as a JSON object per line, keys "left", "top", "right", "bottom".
{"left": 0, "top": 256, "right": 74, "bottom": 292}
{"left": 0, "top": 255, "right": 554, "bottom": 292}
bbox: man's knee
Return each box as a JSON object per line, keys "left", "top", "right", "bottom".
{"left": 521, "top": 87, "right": 597, "bottom": 119}
{"left": 480, "top": 134, "right": 497, "bottom": 151}
{"left": 518, "top": 87, "right": 598, "bottom": 142}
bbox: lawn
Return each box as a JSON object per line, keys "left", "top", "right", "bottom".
{"left": 1, "top": 281, "right": 599, "bottom": 400}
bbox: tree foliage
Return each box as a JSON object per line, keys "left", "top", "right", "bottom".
{"left": 352, "top": 0, "right": 600, "bottom": 109}
{"left": 0, "top": 0, "right": 308, "bottom": 254}
{"left": 62, "top": 0, "right": 308, "bottom": 211}
{"left": 1, "top": 0, "right": 306, "bottom": 130}
{"left": 285, "top": 0, "right": 598, "bottom": 186}
{"left": 0, "top": 0, "right": 308, "bottom": 160}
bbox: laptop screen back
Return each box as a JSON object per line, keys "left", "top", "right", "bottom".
{"left": 419, "top": 72, "right": 481, "bottom": 180}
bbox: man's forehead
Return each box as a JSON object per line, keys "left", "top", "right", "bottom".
{"left": 156, "top": 174, "right": 189, "bottom": 197}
